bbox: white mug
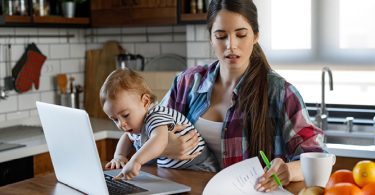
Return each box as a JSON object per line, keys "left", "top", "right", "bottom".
{"left": 301, "top": 152, "right": 336, "bottom": 187}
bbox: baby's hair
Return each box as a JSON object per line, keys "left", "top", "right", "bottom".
{"left": 99, "top": 68, "right": 156, "bottom": 106}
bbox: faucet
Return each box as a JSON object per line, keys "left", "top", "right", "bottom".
{"left": 315, "top": 67, "right": 333, "bottom": 130}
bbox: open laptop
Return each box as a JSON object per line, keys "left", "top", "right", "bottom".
{"left": 36, "top": 101, "right": 191, "bottom": 195}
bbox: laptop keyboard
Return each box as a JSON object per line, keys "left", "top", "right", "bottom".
{"left": 105, "top": 174, "right": 148, "bottom": 195}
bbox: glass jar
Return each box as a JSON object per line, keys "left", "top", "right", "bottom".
{"left": 32, "top": 0, "right": 50, "bottom": 16}
{"left": 3, "top": 0, "right": 28, "bottom": 16}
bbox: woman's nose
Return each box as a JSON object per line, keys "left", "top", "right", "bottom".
{"left": 226, "top": 35, "right": 238, "bottom": 50}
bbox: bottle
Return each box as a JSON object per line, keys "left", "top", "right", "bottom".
{"left": 190, "top": 0, "right": 197, "bottom": 14}
{"left": 197, "top": 0, "right": 203, "bottom": 13}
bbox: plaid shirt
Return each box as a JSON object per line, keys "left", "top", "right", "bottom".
{"left": 161, "top": 61, "right": 326, "bottom": 169}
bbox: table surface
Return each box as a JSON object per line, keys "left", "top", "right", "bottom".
{"left": 0, "top": 166, "right": 304, "bottom": 195}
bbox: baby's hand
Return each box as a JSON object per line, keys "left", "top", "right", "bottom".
{"left": 104, "top": 155, "right": 128, "bottom": 170}
{"left": 114, "top": 159, "right": 142, "bottom": 180}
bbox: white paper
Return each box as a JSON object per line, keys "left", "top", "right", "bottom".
{"left": 203, "top": 157, "right": 292, "bottom": 195}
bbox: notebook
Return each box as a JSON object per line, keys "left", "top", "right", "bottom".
{"left": 36, "top": 101, "right": 191, "bottom": 195}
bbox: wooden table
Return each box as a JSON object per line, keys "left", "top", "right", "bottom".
{"left": 0, "top": 166, "right": 304, "bottom": 195}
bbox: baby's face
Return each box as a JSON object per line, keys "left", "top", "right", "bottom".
{"left": 102, "top": 90, "right": 148, "bottom": 134}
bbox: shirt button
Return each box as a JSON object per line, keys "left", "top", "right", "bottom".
{"left": 224, "top": 128, "right": 228, "bottom": 131}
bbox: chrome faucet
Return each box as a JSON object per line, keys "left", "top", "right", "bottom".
{"left": 315, "top": 67, "right": 333, "bottom": 130}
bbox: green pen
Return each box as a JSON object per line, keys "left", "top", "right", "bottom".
{"left": 259, "top": 150, "right": 283, "bottom": 190}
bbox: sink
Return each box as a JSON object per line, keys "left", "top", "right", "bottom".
{"left": 323, "top": 123, "right": 374, "bottom": 146}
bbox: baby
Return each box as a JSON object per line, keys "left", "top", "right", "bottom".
{"left": 100, "top": 69, "right": 218, "bottom": 180}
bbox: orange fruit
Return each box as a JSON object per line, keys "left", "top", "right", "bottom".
{"left": 326, "top": 169, "right": 357, "bottom": 190}
{"left": 361, "top": 182, "right": 375, "bottom": 195}
{"left": 352, "top": 161, "right": 375, "bottom": 187}
{"left": 324, "top": 183, "right": 363, "bottom": 195}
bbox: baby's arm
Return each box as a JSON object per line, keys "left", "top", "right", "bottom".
{"left": 105, "top": 133, "right": 133, "bottom": 170}
{"left": 116, "top": 125, "right": 169, "bottom": 180}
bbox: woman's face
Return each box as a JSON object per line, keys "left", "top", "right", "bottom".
{"left": 210, "top": 10, "right": 258, "bottom": 72}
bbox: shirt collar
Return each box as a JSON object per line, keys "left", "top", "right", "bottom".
{"left": 197, "top": 60, "right": 245, "bottom": 97}
{"left": 197, "top": 61, "right": 220, "bottom": 93}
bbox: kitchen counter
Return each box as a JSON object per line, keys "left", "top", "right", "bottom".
{"left": 1, "top": 117, "right": 375, "bottom": 164}
{"left": 0, "top": 117, "right": 122, "bottom": 163}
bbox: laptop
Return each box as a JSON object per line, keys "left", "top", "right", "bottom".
{"left": 36, "top": 101, "right": 191, "bottom": 195}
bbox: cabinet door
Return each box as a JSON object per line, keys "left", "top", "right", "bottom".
{"left": 91, "top": 0, "right": 177, "bottom": 27}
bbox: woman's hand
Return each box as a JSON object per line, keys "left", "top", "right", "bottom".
{"left": 255, "top": 158, "right": 291, "bottom": 192}
{"left": 104, "top": 155, "right": 128, "bottom": 170}
{"left": 162, "top": 124, "right": 201, "bottom": 160}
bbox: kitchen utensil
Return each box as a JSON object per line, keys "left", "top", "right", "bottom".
{"left": 4, "top": 44, "right": 15, "bottom": 91}
{"left": 69, "top": 76, "right": 75, "bottom": 94}
{"left": 117, "top": 53, "right": 145, "bottom": 71}
{"left": 84, "top": 41, "right": 123, "bottom": 118}
{"left": 56, "top": 74, "right": 68, "bottom": 94}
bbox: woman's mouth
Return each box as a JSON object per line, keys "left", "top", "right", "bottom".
{"left": 225, "top": 54, "right": 240, "bottom": 63}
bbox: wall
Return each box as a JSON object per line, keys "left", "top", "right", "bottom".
{"left": 185, "top": 24, "right": 375, "bottom": 107}
{"left": 0, "top": 26, "right": 186, "bottom": 124}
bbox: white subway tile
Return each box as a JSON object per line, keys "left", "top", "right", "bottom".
{"left": 149, "top": 35, "right": 173, "bottom": 42}
{"left": 122, "top": 27, "right": 146, "bottom": 34}
{"left": 41, "top": 60, "right": 61, "bottom": 76}
{"left": 10, "top": 45, "right": 25, "bottom": 63}
{"left": 173, "top": 34, "right": 186, "bottom": 41}
{"left": 0, "top": 114, "right": 5, "bottom": 122}
{"left": 161, "top": 43, "right": 187, "bottom": 57}
{"left": 187, "top": 42, "right": 210, "bottom": 58}
{"left": 85, "top": 43, "right": 102, "bottom": 50}
{"left": 38, "top": 75, "right": 54, "bottom": 91}
{"left": 0, "top": 28, "right": 15, "bottom": 44}
{"left": 122, "top": 35, "right": 147, "bottom": 43}
{"left": 50, "top": 44, "right": 70, "bottom": 59}
{"left": 70, "top": 44, "right": 86, "bottom": 58}
{"left": 41, "top": 91, "right": 56, "bottom": 104}
{"left": 15, "top": 28, "right": 38, "bottom": 44}
{"left": 18, "top": 93, "right": 40, "bottom": 110}
{"left": 135, "top": 43, "right": 161, "bottom": 58}
{"left": 97, "top": 36, "right": 122, "bottom": 44}
{"left": 6, "top": 110, "right": 29, "bottom": 120}
{"left": 147, "top": 26, "right": 172, "bottom": 33}
{"left": 186, "top": 25, "right": 195, "bottom": 41}
{"left": 173, "top": 26, "right": 187, "bottom": 33}
{"left": 0, "top": 62, "right": 5, "bottom": 78}
{"left": 61, "top": 59, "right": 80, "bottom": 73}
{"left": 37, "top": 28, "right": 60, "bottom": 44}
{"left": 67, "top": 29, "right": 85, "bottom": 43}
{"left": 97, "top": 28, "right": 122, "bottom": 34}
{"left": 187, "top": 59, "right": 196, "bottom": 68}
{"left": 195, "top": 25, "right": 210, "bottom": 41}
{"left": 38, "top": 44, "right": 50, "bottom": 58}
{"left": 121, "top": 43, "right": 135, "bottom": 53}
{"left": 0, "top": 95, "right": 17, "bottom": 113}
{"left": 29, "top": 109, "right": 39, "bottom": 117}
{"left": 69, "top": 73, "right": 84, "bottom": 87}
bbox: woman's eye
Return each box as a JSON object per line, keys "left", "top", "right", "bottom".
{"left": 237, "top": 34, "right": 247, "bottom": 38}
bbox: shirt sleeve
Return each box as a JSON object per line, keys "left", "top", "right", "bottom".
{"left": 144, "top": 112, "right": 175, "bottom": 137}
{"left": 282, "top": 83, "right": 327, "bottom": 161}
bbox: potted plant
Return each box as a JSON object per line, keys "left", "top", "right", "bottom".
{"left": 61, "top": 0, "right": 86, "bottom": 18}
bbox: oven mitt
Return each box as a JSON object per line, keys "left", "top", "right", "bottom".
{"left": 12, "top": 43, "right": 47, "bottom": 93}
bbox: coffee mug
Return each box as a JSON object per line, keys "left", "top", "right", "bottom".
{"left": 301, "top": 152, "right": 336, "bottom": 187}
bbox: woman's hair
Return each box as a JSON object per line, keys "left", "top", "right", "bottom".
{"left": 99, "top": 68, "right": 156, "bottom": 106}
{"left": 207, "top": 0, "right": 275, "bottom": 159}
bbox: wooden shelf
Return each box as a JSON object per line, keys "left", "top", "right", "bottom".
{"left": 33, "top": 16, "right": 90, "bottom": 25}
{"left": 1, "top": 15, "right": 32, "bottom": 23}
{"left": 180, "top": 13, "right": 206, "bottom": 22}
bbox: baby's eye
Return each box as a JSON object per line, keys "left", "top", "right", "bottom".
{"left": 122, "top": 114, "right": 129, "bottom": 118}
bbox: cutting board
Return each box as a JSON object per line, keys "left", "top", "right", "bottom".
{"left": 84, "top": 41, "right": 124, "bottom": 118}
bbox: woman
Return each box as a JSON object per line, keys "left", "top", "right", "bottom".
{"left": 161, "top": 0, "right": 326, "bottom": 192}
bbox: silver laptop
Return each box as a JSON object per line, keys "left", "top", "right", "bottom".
{"left": 36, "top": 101, "right": 191, "bottom": 195}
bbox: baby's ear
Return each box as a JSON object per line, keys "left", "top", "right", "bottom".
{"left": 141, "top": 94, "right": 151, "bottom": 107}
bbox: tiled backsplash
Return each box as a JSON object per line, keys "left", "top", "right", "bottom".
{"left": 0, "top": 24, "right": 374, "bottom": 124}
{"left": 0, "top": 26, "right": 187, "bottom": 123}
